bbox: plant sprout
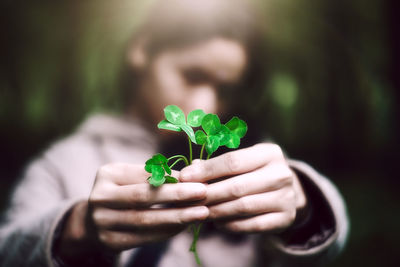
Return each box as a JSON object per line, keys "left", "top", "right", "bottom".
{"left": 145, "top": 105, "right": 247, "bottom": 265}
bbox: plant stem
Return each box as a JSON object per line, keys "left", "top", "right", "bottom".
{"left": 169, "top": 158, "right": 185, "bottom": 169}
{"left": 167, "top": 155, "right": 189, "bottom": 166}
{"left": 206, "top": 153, "right": 211, "bottom": 160}
{"left": 199, "top": 144, "right": 205, "bottom": 160}
{"left": 188, "top": 136, "right": 193, "bottom": 164}
{"left": 189, "top": 222, "right": 203, "bottom": 266}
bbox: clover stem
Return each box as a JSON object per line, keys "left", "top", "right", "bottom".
{"left": 199, "top": 144, "right": 205, "bottom": 160}
{"left": 189, "top": 222, "right": 203, "bottom": 266}
{"left": 206, "top": 153, "right": 211, "bottom": 160}
{"left": 167, "top": 155, "right": 189, "bottom": 166}
{"left": 188, "top": 136, "right": 193, "bottom": 165}
{"left": 169, "top": 158, "right": 185, "bottom": 169}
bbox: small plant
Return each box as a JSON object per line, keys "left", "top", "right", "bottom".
{"left": 144, "top": 105, "right": 247, "bottom": 265}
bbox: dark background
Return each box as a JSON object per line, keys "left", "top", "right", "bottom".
{"left": 1, "top": 1, "right": 399, "bottom": 266}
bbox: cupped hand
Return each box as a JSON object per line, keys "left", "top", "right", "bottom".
{"left": 180, "top": 143, "right": 307, "bottom": 234}
{"left": 59, "top": 163, "right": 208, "bottom": 259}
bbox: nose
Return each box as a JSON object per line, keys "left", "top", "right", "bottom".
{"left": 184, "top": 85, "right": 218, "bottom": 115}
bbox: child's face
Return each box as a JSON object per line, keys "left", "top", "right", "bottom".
{"left": 136, "top": 37, "right": 248, "bottom": 124}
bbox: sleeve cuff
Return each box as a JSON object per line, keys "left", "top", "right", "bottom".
{"left": 263, "top": 159, "right": 349, "bottom": 259}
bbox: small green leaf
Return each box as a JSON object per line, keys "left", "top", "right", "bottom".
{"left": 145, "top": 153, "right": 169, "bottom": 174}
{"left": 195, "top": 130, "right": 207, "bottom": 145}
{"left": 164, "top": 105, "right": 186, "bottom": 125}
{"left": 201, "top": 114, "right": 221, "bottom": 135}
{"left": 165, "top": 176, "right": 178, "bottom": 183}
{"left": 163, "top": 162, "right": 172, "bottom": 175}
{"left": 225, "top": 134, "right": 240, "bottom": 149}
{"left": 187, "top": 109, "right": 206, "bottom": 127}
{"left": 225, "top": 116, "right": 247, "bottom": 138}
{"left": 145, "top": 159, "right": 154, "bottom": 173}
{"left": 151, "top": 164, "right": 165, "bottom": 178}
{"left": 217, "top": 125, "right": 231, "bottom": 146}
{"left": 158, "top": 120, "right": 182, "bottom": 132}
{"left": 148, "top": 176, "right": 166, "bottom": 187}
{"left": 205, "top": 135, "right": 220, "bottom": 155}
{"left": 181, "top": 124, "right": 197, "bottom": 144}
{"left": 152, "top": 154, "right": 167, "bottom": 165}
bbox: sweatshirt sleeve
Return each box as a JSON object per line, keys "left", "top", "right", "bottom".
{"left": 259, "top": 159, "right": 349, "bottom": 266}
{"left": 0, "top": 156, "right": 86, "bottom": 267}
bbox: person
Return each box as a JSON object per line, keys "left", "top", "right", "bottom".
{"left": 0, "top": 0, "right": 348, "bottom": 266}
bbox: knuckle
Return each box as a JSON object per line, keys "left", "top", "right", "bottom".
{"left": 175, "top": 186, "right": 188, "bottom": 201}
{"left": 132, "top": 187, "right": 151, "bottom": 203}
{"left": 132, "top": 211, "right": 150, "bottom": 226}
{"left": 225, "top": 152, "right": 241, "bottom": 173}
{"left": 230, "top": 181, "right": 246, "bottom": 198}
{"left": 296, "top": 193, "right": 307, "bottom": 210}
{"left": 91, "top": 208, "right": 103, "bottom": 224}
{"left": 252, "top": 218, "right": 266, "bottom": 232}
{"left": 97, "top": 164, "right": 115, "bottom": 179}
{"left": 237, "top": 197, "right": 253, "bottom": 214}
{"left": 269, "top": 144, "right": 284, "bottom": 158}
{"left": 289, "top": 209, "right": 296, "bottom": 223}
{"left": 227, "top": 221, "right": 243, "bottom": 232}
{"left": 202, "top": 161, "right": 215, "bottom": 179}
{"left": 98, "top": 231, "right": 112, "bottom": 247}
{"left": 89, "top": 191, "right": 104, "bottom": 203}
{"left": 254, "top": 143, "right": 269, "bottom": 152}
{"left": 276, "top": 166, "right": 294, "bottom": 186}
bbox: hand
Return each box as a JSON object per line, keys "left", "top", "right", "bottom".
{"left": 57, "top": 163, "right": 208, "bottom": 261}
{"left": 180, "top": 143, "right": 307, "bottom": 234}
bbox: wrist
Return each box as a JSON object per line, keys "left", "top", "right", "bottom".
{"left": 54, "top": 201, "right": 117, "bottom": 266}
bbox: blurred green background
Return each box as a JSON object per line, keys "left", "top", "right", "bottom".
{"left": 0, "top": 1, "right": 399, "bottom": 266}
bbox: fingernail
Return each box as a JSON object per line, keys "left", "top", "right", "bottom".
{"left": 184, "top": 206, "right": 209, "bottom": 221}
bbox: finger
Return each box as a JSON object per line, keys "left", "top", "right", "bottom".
{"left": 93, "top": 206, "right": 209, "bottom": 229}
{"left": 208, "top": 191, "right": 286, "bottom": 220}
{"left": 98, "top": 228, "right": 181, "bottom": 251}
{"left": 180, "top": 143, "right": 284, "bottom": 183}
{"left": 205, "top": 163, "right": 293, "bottom": 205}
{"left": 92, "top": 182, "right": 207, "bottom": 207}
{"left": 96, "top": 163, "right": 150, "bottom": 185}
{"left": 216, "top": 211, "right": 295, "bottom": 234}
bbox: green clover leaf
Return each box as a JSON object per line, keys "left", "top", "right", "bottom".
{"left": 180, "top": 124, "right": 196, "bottom": 144}
{"left": 224, "top": 116, "right": 248, "bottom": 149}
{"left": 205, "top": 135, "right": 220, "bottom": 155}
{"left": 158, "top": 105, "right": 200, "bottom": 144}
{"left": 225, "top": 116, "right": 247, "bottom": 138}
{"left": 145, "top": 153, "right": 175, "bottom": 187}
{"left": 195, "top": 113, "right": 228, "bottom": 156}
{"left": 148, "top": 165, "right": 166, "bottom": 187}
{"left": 201, "top": 114, "right": 221, "bottom": 135}
{"left": 164, "top": 105, "right": 185, "bottom": 125}
{"left": 157, "top": 120, "right": 182, "bottom": 132}
{"left": 195, "top": 130, "right": 207, "bottom": 145}
{"left": 187, "top": 109, "right": 206, "bottom": 127}
{"left": 216, "top": 125, "right": 231, "bottom": 146}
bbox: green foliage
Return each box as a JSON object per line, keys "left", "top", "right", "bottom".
{"left": 157, "top": 105, "right": 199, "bottom": 143}
{"left": 187, "top": 109, "right": 206, "bottom": 127}
{"left": 144, "top": 105, "right": 247, "bottom": 265}
{"left": 195, "top": 114, "right": 247, "bottom": 155}
{"left": 145, "top": 153, "right": 177, "bottom": 187}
